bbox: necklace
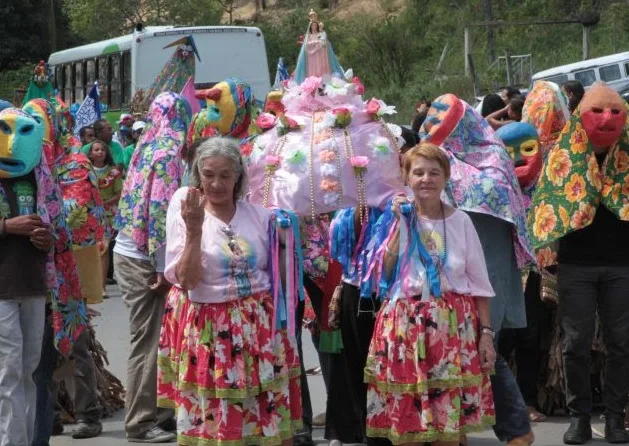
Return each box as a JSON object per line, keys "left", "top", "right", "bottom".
{"left": 417, "top": 201, "right": 447, "bottom": 270}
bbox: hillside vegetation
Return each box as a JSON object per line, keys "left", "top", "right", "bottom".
{"left": 2, "top": 0, "right": 629, "bottom": 122}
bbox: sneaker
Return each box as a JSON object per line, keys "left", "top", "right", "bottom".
{"left": 71, "top": 421, "right": 103, "bottom": 439}
{"left": 128, "top": 426, "right": 176, "bottom": 443}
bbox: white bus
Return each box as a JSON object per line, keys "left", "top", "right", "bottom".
{"left": 531, "top": 52, "right": 629, "bottom": 92}
{"left": 48, "top": 25, "right": 271, "bottom": 118}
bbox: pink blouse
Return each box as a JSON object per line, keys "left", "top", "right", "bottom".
{"left": 405, "top": 209, "right": 495, "bottom": 298}
{"left": 165, "top": 187, "right": 272, "bottom": 303}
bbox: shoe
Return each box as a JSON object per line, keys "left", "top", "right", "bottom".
{"left": 158, "top": 417, "right": 177, "bottom": 432}
{"left": 507, "top": 430, "right": 535, "bottom": 445}
{"left": 106, "top": 277, "right": 117, "bottom": 285}
{"left": 128, "top": 426, "right": 176, "bottom": 443}
{"left": 312, "top": 411, "right": 326, "bottom": 427}
{"left": 71, "top": 420, "right": 103, "bottom": 439}
{"left": 563, "top": 416, "right": 592, "bottom": 445}
{"left": 329, "top": 440, "right": 342, "bottom": 446}
{"left": 605, "top": 413, "right": 629, "bottom": 444}
{"left": 52, "top": 419, "right": 64, "bottom": 436}
{"left": 293, "top": 429, "right": 314, "bottom": 446}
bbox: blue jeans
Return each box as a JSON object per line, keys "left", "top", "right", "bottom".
{"left": 32, "top": 307, "right": 57, "bottom": 446}
{"left": 490, "top": 351, "right": 531, "bottom": 442}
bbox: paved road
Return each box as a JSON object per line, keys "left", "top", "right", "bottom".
{"left": 51, "top": 285, "right": 602, "bottom": 446}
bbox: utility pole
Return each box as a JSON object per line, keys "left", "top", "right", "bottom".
{"left": 583, "top": 25, "right": 591, "bottom": 60}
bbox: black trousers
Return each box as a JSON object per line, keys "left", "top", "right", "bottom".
{"left": 558, "top": 263, "right": 629, "bottom": 416}
{"left": 498, "top": 272, "right": 552, "bottom": 408}
{"left": 325, "top": 283, "right": 380, "bottom": 443}
{"left": 295, "top": 275, "right": 332, "bottom": 435}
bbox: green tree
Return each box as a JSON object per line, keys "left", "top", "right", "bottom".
{"left": 63, "top": 0, "right": 223, "bottom": 42}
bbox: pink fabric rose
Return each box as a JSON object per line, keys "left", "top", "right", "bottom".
{"left": 266, "top": 154, "right": 282, "bottom": 166}
{"left": 256, "top": 113, "right": 277, "bottom": 131}
{"left": 350, "top": 156, "right": 370, "bottom": 169}
{"left": 366, "top": 99, "right": 381, "bottom": 116}
{"left": 319, "top": 150, "right": 336, "bottom": 163}
{"left": 302, "top": 77, "right": 322, "bottom": 95}
{"left": 353, "top": 77, "right": 365, "bottom": 95}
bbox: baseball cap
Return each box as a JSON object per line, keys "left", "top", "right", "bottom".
{"left": 118, "top": 113, "right": 134, "bottom": 125}
{"left": 132, "top": 121, "right": 147, "bottom": 132}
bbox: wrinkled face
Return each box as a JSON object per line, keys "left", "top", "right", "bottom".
{"left": 419, "top": 94, "right": 465, "bottom": 146}
{"left": 407, "top": 157, "right": 447, "bottom": 202}
{"left": 580, "top": 85, "right": 627, "bottom": 150}
{"left": 0, "top": 109, "right": 43, "bottom": 178}
{"left": 198, "top": 81, "right": 237, "bottom": 137}
{"left": 496, "top": 122, "right": 541, "bottom": 188}
{"left": 200, "top": 156, "right": 239, "bottom": 206}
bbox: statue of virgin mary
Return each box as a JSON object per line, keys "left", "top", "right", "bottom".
{"left": 294, "top": 9, "right": 345, "bottom": 84}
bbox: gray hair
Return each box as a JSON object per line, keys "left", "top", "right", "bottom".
{"left": 189, "top": 136, "right": 248, "bottom": 201}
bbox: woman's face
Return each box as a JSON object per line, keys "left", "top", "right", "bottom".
{"left": 310, "top": 22, "right": 319, "bottom": 33}
{"left": 200, "top": 155, "right": 239, "bottom": 206}
{"left": 90, "top": 143, "right": 107, "bottom": 165}
{"left": 407, "top": 156, "right": 446, "bottom": 201}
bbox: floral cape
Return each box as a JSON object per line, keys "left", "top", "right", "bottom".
{"left": 528, "top": 104, "right": 629, "bottom": 267}
{"left": 57, "top": 143, "right": 106, "bottom": 249}
{"left": 420, "top": 96, "right": 535, "bottom": 268}
{"left": 0, "top": 108, "right": 86, "bottom": 356}
{"left": 521, "top": 81, "right": 570, "bottom": 157}
{"left": 115, "top": 92, "right": 190, "bottom": 257}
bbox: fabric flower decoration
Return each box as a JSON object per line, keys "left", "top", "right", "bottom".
{"left": 302, "top": 77, "right": 323, "bottom": 95}
{"left": 320, "top": 150, "right": 336, "bottom": 163}
{"left": 265, "top": 154, "right": 282, "bottom": 173}
{"left": 366, "top": 98, "right": 397, "bottom": 120}
{"left": 370, "top": 136, "right": 392, "bottom": 159}
{"left": 352, "top": 77, "right": 365, "bottom": 95}
{"left": 256, "top": 113, "right": 278, "bottom": 131}
{"left": 324, "top": 77, "right": 351, "bottom": 98}
{"left": 332, "top": 108, "right": 352, "bottom": 129}
{"left": 350, "top": 156, "right": 369, "bottom": 176}
{"left": 277, "top": 115, "right": 301, "bottom": 136}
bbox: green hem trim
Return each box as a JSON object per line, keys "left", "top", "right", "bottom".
{"left": 364, "top": 371, "right": 486, "bottom": 393}
{"left": 159, "top": 365, "right": 301, "bottom": 400}
{"left": 157, "top": 398, "right": 176, "bottom": 409}
{"left": 366, "top": 416, "right": 496, "bottom": 444}
{"left": 318, "top": 329, "right": 343, "bottom": 353}
{"left": 177, "top": 422, "right": 302, "bottom": 446}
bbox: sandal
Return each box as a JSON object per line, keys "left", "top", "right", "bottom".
{"left": 527, "top": 406, "right": 547, "bottom": 422}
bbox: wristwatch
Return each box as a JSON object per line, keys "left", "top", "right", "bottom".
{"left": 480, "top": 326, "right": 495, "bottom": 339}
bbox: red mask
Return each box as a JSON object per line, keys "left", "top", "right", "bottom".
{"left": 581, "top": 108, "right": 626, "bottom": 149}
{"left": 579, "top": 85, "right": 627, "bottom": 149}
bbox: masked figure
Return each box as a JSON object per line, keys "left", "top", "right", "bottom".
{"left": 496, "top": 122, "right": 541, "bottom": 194}
{"left": 530, "top": 84, "right": 629, "bottom": 444}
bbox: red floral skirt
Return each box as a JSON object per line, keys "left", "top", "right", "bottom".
{"left": 157, "top": 286, "right": 302, "bottom": 445}
{"left": 364, "top": 292, "right": 495, "bottom": 444}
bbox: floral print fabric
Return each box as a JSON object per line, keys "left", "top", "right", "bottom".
{"left": 94, "top": 164, "right": 123, "bottom": 239}
{"left": 57, "top": 145, "right": 106, "bottom": 249}
{"left": 115, "top": 92, "right": 190, "bottom": 257}
{"left": 299, "top": 214, "right": 331, "bottom": 280}
{"left": 0, "top": 108, "right": 86, "bottom": 356}
{"left": 528, "top": 104, "right": 629, "bottom": 267}
{"left": 364, "top": 293, "right": 495, "bottom": 444}
{"left": 157, "top": 288, "right": 302, "bottom": 445}
{"left": 420, "top": 98, "right": 535, "bottom": 268}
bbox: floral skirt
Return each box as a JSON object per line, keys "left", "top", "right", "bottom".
{"left": 157, "top": 287, "right": 302, "bottom": 446}
{"left": 364, "top": 292, "right": 495, "bottom": 444}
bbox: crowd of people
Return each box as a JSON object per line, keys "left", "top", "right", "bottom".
{"left": 2, "top": 10, "right": 629, "bottom": 446}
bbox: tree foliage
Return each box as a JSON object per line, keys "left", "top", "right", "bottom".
{"left": 63, "top": 0, "right": 223, "bottom": 41}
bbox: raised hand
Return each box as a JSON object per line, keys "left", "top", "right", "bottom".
{"left": 181, "top": 187, "right": 206, "bottom": 236}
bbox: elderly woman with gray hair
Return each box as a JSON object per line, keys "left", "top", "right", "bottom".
{"left": 157, "top": 136, "right": 303, "bottom": 445}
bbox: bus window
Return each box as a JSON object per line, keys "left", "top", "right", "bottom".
{"left": 97, "top": 56, "right": 110, "bottom": 107}
{"left": 54, "top": 65, "right": 63, "bottom": 92}
{"left": 545, "top": 74, "right": 568, "bottom": 85}
{"left": 122, "top": 51, "right": 131, "bottom": 105}
{"left": 86, "top": 59, "right": 96, "bottom": 87}
{"left": 574, "top": 69, "right": 596, "bottom": 87}
{"left": 64, "top": 64, "right": 73, "bottom": 103}
{"left": 110, "top": 54, "right": 122, "bottom": 110}
{"left": 625, "top": 63, "right": 629, "bottom": 77}
{"left": 74, "top": 61, "right": 85, "bottom": 102}
{"left": 600, "top": 64, "right": 621, "bottom": 82}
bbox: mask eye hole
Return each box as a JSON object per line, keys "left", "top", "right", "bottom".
{"left": 521, "top": 142, "right": 539, "bottom": 156}
{"left": 592, "top": 107, "right": 603, "bottom": 113}
{"left": 611, "top": 109, "right": 621, "bottom": 115}
{"left": 0, "top": 121, "right": 11, "bottom": 135}
{"left": 19, "top": 124, "right": 34, "bottom": 135}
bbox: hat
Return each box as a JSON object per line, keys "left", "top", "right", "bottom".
{"left": 132, "top": 121, "right": 147, "bottom": 132}
{"left": 0, "top": 99, "right": 12, "bottom": 112}
{"left": 118, "top": 113, "right": 134, "bottom": 125}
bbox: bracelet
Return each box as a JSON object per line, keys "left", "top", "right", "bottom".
{"left": 480, "top": 326, "right": 495, "bottom": 339}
